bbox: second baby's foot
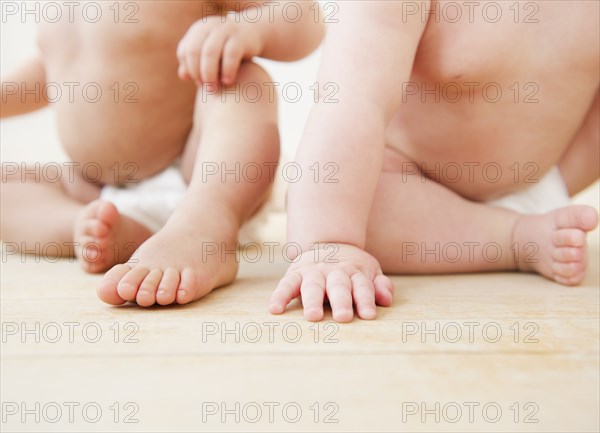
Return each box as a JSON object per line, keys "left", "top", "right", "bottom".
{"left": 74, "top": 200, "right": 152, "bottom": 273}
{"left": 512, "top": 205, "right": 598, "bottom": 285}
{"left": 96, "top": 208, "right": 240, "bottom": 306}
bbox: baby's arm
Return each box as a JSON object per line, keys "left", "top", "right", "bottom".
{"left": 270, "top": 2, "right": 428, "bottom": 321}
{"left": 177, "top": 1, "right": 324, "bottom": 85}
{"left": 1, "top": 55, "right": 47, "bottom": 119}
{"left": 224, "top": 0, "right": 324, "bottom": 61}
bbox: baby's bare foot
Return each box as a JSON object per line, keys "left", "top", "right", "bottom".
{"left": 74, "top": 200, "right": 152, "bottom": 273}
{"left": 96, "top": 210, "right": 239, "bottom": 306}
{"left": 512, "top": 205, "right": 598, "bottom": 285}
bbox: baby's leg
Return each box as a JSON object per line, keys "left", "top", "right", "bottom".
{"left": 558, "top": 92, "right": 599, "bottom": 196}
{"left": 1, "top": 164, "right": 150, "bottom": 271}
{"left": 1, "top": 164, "right": 97, "bottom": 256}
{"left": 73, "top": 200, "right": 153, "bottom": 273}
{"left": 97, "top": 62, "right": 279, "bottom": 306}
{"left": 365, "top": 149, "right": 598, "bottom": 285}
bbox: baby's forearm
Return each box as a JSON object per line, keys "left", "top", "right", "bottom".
{"left": 242, "top": 1, "right": 324, "bottom": 61}
{"left": 288, "top": 101, "right": 387, "bottom": 251}
{"left": 286, "top": 2, "right": 427, "bottom": 252}
{"left": 1, "top": 55, "right": 48, "bottom": 119}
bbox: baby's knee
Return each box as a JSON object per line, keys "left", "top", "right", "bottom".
{"left": 235, "top": 62, "right": 277, "bottom": 105}
{"left": 197, "top": 61, "right": 277, "bottom": 112}
{"left": 236, "top": 61, "right": 272, "bottom": 85}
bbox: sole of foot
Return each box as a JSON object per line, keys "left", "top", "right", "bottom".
{"left": 513, "top": 205, "right": 598, "bottom": 285}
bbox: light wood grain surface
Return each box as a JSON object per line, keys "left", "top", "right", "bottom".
{"left": 1, "top": 186, "right": 599, "bottom": 432}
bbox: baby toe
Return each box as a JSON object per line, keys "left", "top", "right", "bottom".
{"left": 84, "top": 219, "right": 110, "bottom": 238}
{"left": 117, "top": 266, "right": 150, "bottom": 301}
{"left": 97, "top": 264, "right": 131, "bottom": 305}
{"left": 554, "top": 205, "right": 599, "bottom": 231}
{"left": 176, "top": 268, "right": 203, "bottom": 304}
{"left": 553, "top": 261, "right": 585, "bottom": 280}
{"left": 136, "top": 269, "right": 163, "bottom": 307}
{"left": 553, "top": 229, "right": 586, "bottom": 247}
{"left": 552, "top": 247, "right": 584, "bottom": 263}
{"left": 156, "top": 268, "right": 180, "bottom": 305}
{"left": 79, "top": 200, "right": 103, "bottom": 220}
{"left": 95, "top": 201, "right": 121, "bottom": 229}
{"left": 555, "top": 274, "right": 585, "bottom": 286}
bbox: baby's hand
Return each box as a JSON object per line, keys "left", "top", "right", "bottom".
{"left": 177, "top": 16, "right": 263, "bottom": 86}
{"left": 269, "top": 244, "right": 395, "bottom": 322}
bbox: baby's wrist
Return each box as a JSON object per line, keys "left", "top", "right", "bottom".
{"left": 237, "top": 19, "right": 266, "bottom": 58}
{"left": 289, "top": 239, "right": 365, "bottom": 258}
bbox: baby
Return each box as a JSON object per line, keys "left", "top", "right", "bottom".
{"left": 270, "top": 1, "right": 600, "bottom": 322}
{"left": 1, "top": 1, "right": 324, "bottom": 306}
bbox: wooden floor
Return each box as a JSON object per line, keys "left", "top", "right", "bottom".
{"left": 2, "top": 191, "right": 599, "bottom": 432}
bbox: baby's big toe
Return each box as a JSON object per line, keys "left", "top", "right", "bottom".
{"left": 78, "top": 218, "right": 110, "bottom": 238}
{"left": 176, "top": 268, "right": 210, "bottom": 305}
{"left": 175, "top": 268, "right": 197, "bottom": 304}
{"left": 95, "top": 201, "right": 121, "bottom": 229}
{"left": 555, "top": 205, "right": 599, "bottom": 232}
{"left": 579, "top": 206, "right": 599, "bottom": 231}
{"left": 97, "top": 264, "right": 132, "bottom": 305}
